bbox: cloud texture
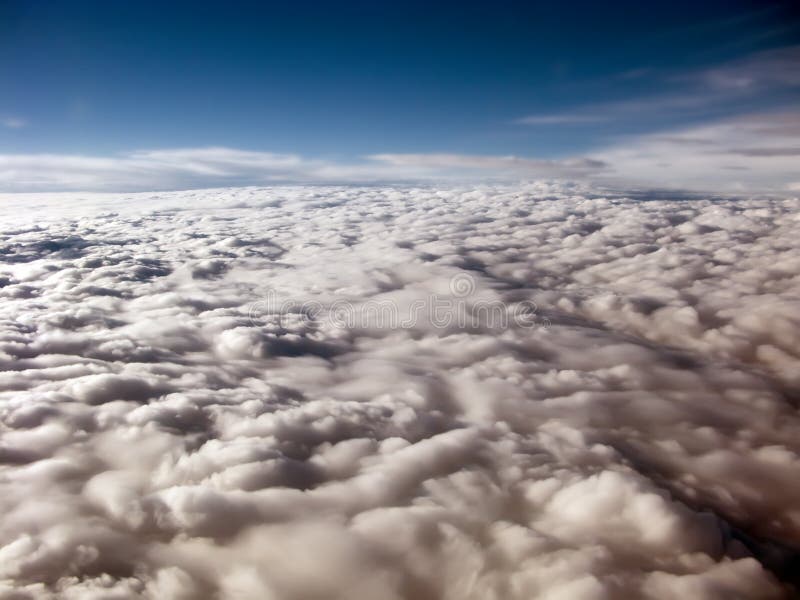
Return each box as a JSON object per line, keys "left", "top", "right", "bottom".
{"left": 0, "top": 184, "right": 799, "bottom": 598}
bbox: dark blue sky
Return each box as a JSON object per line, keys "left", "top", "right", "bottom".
{"left": 2, "top": 0, "right": 798, "bottom": 160}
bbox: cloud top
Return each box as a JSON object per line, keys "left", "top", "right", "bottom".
{"left": 0, "top": 184, "right": 799, "bottom": 598}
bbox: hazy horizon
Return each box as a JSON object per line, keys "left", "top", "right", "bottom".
{"left": 1, "top": 1, "right": 799, "bottom": 193}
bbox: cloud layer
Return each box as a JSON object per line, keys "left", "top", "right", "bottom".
{"left": 0, "top": 184, "right": 799, "bottom": 598}
{"left": 597, "top": 111, "right": 800, "bottom": 192}
{"left": 0, "top": 148, "right": 613, "bottom": 192}
{"left": 1, "top": 113, "right": 799, "bottom": 193}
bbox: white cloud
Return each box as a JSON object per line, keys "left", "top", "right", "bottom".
{"left": 595, "top": 111, "right": 800, "bottom": 192}
{"left": 0, "top": 185, "right": 798, "bottom": 597}
{"left": 0, "top": 148, "right": 319, "bottom": 191}
{"left": 0, "top": 147, "right": 612, "bottom": 192}
{"left": 2, "top": 112, "right": 798, "bottom": 194}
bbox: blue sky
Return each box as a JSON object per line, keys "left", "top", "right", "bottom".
{"left": 1, "top": 0, "right": 799, "bottom": 191}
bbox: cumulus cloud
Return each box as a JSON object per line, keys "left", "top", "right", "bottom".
{"left": 0, "top": 184, "right": 798, "bottom": 598}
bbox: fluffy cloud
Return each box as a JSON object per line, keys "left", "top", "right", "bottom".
{"left": 0, "top": 184, "right": 799, "bottom": 598}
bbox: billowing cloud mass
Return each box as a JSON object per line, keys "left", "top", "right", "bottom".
{"left": 1, "top": 184, "right": 800, "bottom": 598}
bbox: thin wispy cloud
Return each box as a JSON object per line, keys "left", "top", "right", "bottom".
{"left": 0, "top": 148, "right": 611, "bottom": 191}
{"left": 596, "top": 110, "right": 800, "bottom": 192}
{"left": 519, "top": 46, "right": 800, "bottom": 127}
{"left": 691, "top": 44, "right": 800, "bottom": 90}
{"left": 0, "top": 148, "right": 319, "bottom": 191}
{"left": 517, "top": 115, "right": 609, "bottom": 125}
{"left": 1, "top": 110, "right": 798, "bottom": 194}
{"left": 516, "top": 91, "right": 724, "bottom": 125}
{"left": 366, "top": 153, "right": 608, "bottom": 176}
{"left": 1, "top": 117, "right": 27, "bottom": 129}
